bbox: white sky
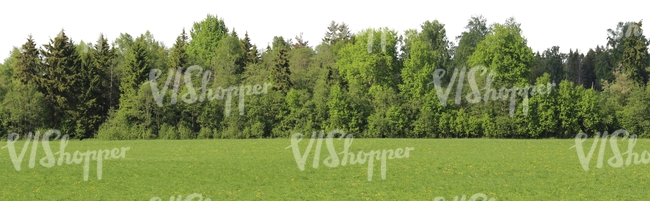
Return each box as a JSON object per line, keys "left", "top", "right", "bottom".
{"left": 1, "top": 0, "right": 648, "bottom": 61}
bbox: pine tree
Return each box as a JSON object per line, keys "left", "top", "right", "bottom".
{"left": 169, "top": 29, "right": 189, "bottom": 69}
{"left": 620, "top": 21, "right": 649, "bottom": 84}
{"left": 272, "top": 36, "right": 290, "bottom": 51}
{"left": 75, "top": 34, "right": 112, "bottom": 138}
{"left": 323, "top": 21, "right": 339, "bottom": 44}
{"left": 121, "top": 35, "right": 150, "bottom": 94}
{"left": 337, "top": 23, "right": 351, "bottom": 43}
{"left": 291, "top": 32, "right": 309, "bottom": 49}
{"left": 231, "top": 28, "right": 238, "bottom": 38}
{"left": 38, "top": 29, "right": 81, "bottom": 131}
{"left": 565, "top": 49, "right": 583, "bottom": 85}
{"left": 14, "top": 35, "right": 41, "bottom": 84}
{"left": 249, "top": 45, "right": 259, "bottom": 64}
{"left": 270, "top": 46, "right": 292, "bottom": 93}
{"left": 582, "top": 49, "right": 598, "bottom": 88}
{"left": 242, "top": 31, "right": 258, "bottom": 64}
{"left": 541, "top": 46, "right": 565, "bottom": 84}
{"left": 94, "top": 35, "right": 116, "bottom": 119}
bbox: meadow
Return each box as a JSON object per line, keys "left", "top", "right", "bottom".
{"left": 1, "top": 138, "right": 650, "bottom": 200}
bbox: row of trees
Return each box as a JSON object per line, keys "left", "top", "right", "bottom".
{"left": 0, "top": 14, "right": 649, "bottom": 139}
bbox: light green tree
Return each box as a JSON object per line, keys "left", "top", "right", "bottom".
{"left": 467, "top": 17, "right": 534, "bottom": 86}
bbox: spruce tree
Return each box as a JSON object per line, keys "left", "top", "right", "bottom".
{"left": 582, "top": 49, "right": 598, "bottom": 88}
{"left": 621, "top": 21, "right": 649, "bottom": 84}
{"left": 270, "top": 46, "right": 292, "bottom": 93}
{"left": 169, "top": 29, "right": 189, "bottom": 69}
{"left": 249, "top": 45, "right": 259, "bottom": 64}
{"left": 38, "top": 29, "right": 81, "bottom": 131}
{"left": 337, "top": 23, "right": 351, "bottom": 43}
{"left": 323, "top": 21, "right": 339, "bottom": 44}
{"left": 242, "top": 32, "right": 258, "bottom": 64}
{"left": 14, "top": 35, "right": 41, "bottom": 84}
{"left": 74, "top": 34, "right": 114, "bottom": 137}
{"left": 291, "top": 32, "right": 309, "bottom": 49}
{"left": 121, "top": 35, "right": 150, "bottom": 94}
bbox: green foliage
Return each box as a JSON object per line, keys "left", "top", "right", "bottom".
{"left": 0, "top": 80, "right": 47, "bottom": 135}
{"left": 288, "top": 47, "right": 315, "bottom": 90}
{"left": 326, "top": 83, "right": 349, "bottom": 131}
{"left": 186, "top": 14, "right": 229, "bottom": 67}
{"left": 0, "top": 48, "right": 19, "bottom": 99}
{"left": 3, "top": 15, "right": 650, "bottom": 140}
{"left": 419, "top": 20, "right": 452, "bottom": 74}
{"left": 453, "top": 15, "right": 488, "bottom": 68}
{"left": 467, "top": 17, "right": 534, "bottom": 86}
{"left": 536, "top": 46, "right": 565, "bottom": 83}
{"left": 169, "top": 29, "right": 189, "bottom": 69}
{"left": 37, "top": 30, "right": 82, "bottom": 133}
{"left": 565, "top": 49, "right": 584, "bottom": 86}
{"left": 620, "top": 21, "right": 649, "bottom": 84}
{"left": 557, "top": 80, "right": 580, "bottom": 138}
{"left": 13, "top": 35, "right": 41, "bottom": 84}
{"left": 270, "top": 45, "right": 292, "bottom": 93}
{"left": 214, "top": 35, "right": 246, "bottom": 84}
{"left": 198, "top": 127, "right": 214, "bottom": 139}
{"left": 322, "top": 21, "right": 351, "bottom": 45}
{"left": 337, "top": 28, "right": 399, "bottom": 88}
{"left": 367, "top": 85, "right": 406, "bottom": 138}
{"left": 158, "top": 123, "right": 177, "bottom": 139}
{"left": 400, "top": 28, "right": 439, "bottom": 99}
{"left": 242, "top": 32, "right": 259, "bottom": 65}
{"left": 582, "top": 49, "right": 598, "bottom": 88}
{"left": 121, "top": 35, "right": 150, "bottom": 94}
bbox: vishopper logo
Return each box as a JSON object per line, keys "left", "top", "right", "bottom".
{"left": 1, "top": 129, "right": 130, "bottom": 181}
{"left": 615, "top": 23, "right": 643, "bottom": 40}
{"left": 286, "top": 130, "right": 415, "bottom": 181}
{"left": 570, "top": 129, "right": 650, "bottom": 171}
{"left": 434, "top": 193, "right": 496, "bottom": 201}
{"left": 149, "top": 65, "right": 272, "bottom": 117}
{"left": 150, "top": 193, "right": 212, "bottom": 201}
{"left": 367, "top": 28, "right": 388, "bottom": 54}
{"left": 428, "top": 65, "right": 556, "bottom": 117}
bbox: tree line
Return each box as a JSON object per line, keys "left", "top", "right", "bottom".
{"left": 0, "top": 14, "right": 648, "bottom": 139}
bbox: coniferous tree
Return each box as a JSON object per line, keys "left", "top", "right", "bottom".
{"left": 169, "top": 29, "right": 189, "bottom": 69}
{"left": 582, "top": 49, "right": 598, "bottom": 88}
{"left": 540, "top": 46, "right": 565, "bottom": 84}
{"left": 74, "top": 34, "right": 112, "bottom": 138}
{"left": 337, "top": 23, "right": 351, "bottom": 43}
{"left": 38, "top": 30, "right": 82, "bottom": 133}
{"left": 121, "top": 35, "right": 150, "bottom": 94}
{"left": 270, "top": 45, "right": 292, "bottom": 93}
{"left": 323, "top": 21, "right": 339, "bottom": 44}
{"left": 565, "top": 49, "right": 583, "bottom": 84}
{"left": 620, "top": 21, "right": 649, "bottom": 84}
{"left": 14, "top": 35, "right": 41, "bottom": 84}
{"left": 594, "top": 45, "right": 614, "bottom": 85}
{"left": 249, "top": 45, "right": 259, "bottom": 64}
{"left": 291, "top": 32, "right": 310, "bottom": 49}
{"left": 242, "top": 31, "right": 259, "bottom": 65}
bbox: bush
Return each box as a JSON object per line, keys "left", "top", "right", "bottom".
{"left": 178, "top": 124, "right": 194, "bottom": 139}
{"left": 158, "top": 124, "right": 177, "bottom": 140}
{"left": 198, "top": 127, "right": 213, "bottom": 139}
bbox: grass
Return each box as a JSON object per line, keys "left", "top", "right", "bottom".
{"left": 1, "top": 138, "right": 650, "bottom": 200}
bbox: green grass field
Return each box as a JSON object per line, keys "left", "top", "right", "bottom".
{"left": 2, "top": 138, "right": 650, "bottom": 200}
